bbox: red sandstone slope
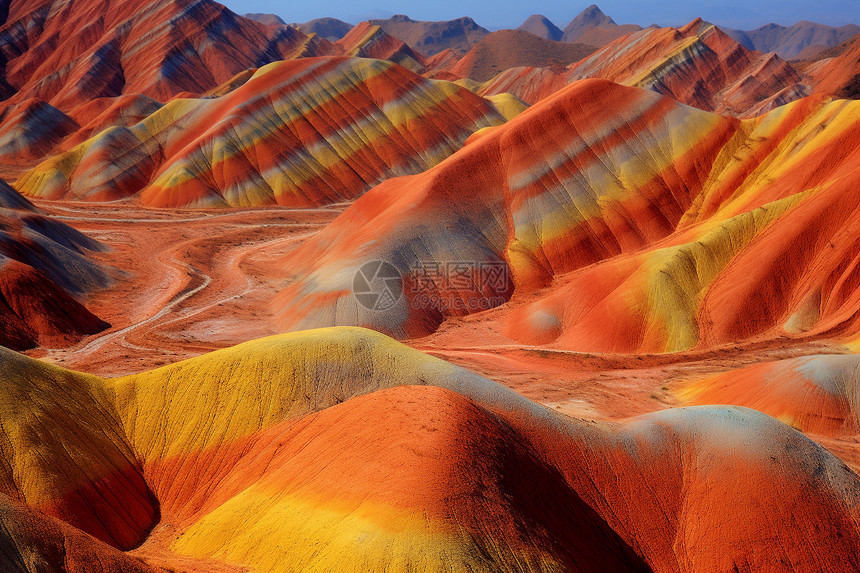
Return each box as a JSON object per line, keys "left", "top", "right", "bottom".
{"left": 0, "top": 0, "right": 330, "bottom": 111}
{"left": 0, "top": 179, "right": 109, "bottom": 349}
{"left": 477, "top": 19, "right": 807, "bottom": 115}
{"left": 567, "top": 19, "right": 807, "bottom": 117}
{"left": 16, "top": 57, "right": 507, "bottom": 206}
{"left": 804, "top": 33, "right": 860, "bottom": 98}
{"left": 0, "top": 0, "right": 338, "bottom": 178}
{"left": 0, "top": 493, "right": 162, "bottom": 573}
{"left": 477, "top": 66, "right": 572, "bottom": 104}
{"left": 274, "top": 78, "right": 860, "bottom": 354}
{"left": 4, "top": 327, "right": 860, "bottom": 571}
{"left": 0, "top": 94, "right": 165, "bottom": 179}
{"left": 275, "top": 78, "right": 739, "bottom": 337}
{"left": 675, "top": 354, "right": 860, "bottom": 437}
{"left": 335, "top": 22, "right": 427, "bottom": 72}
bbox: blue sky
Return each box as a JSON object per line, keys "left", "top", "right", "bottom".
{"left": 226, "top": 0, "right": 859, "bottom": 30}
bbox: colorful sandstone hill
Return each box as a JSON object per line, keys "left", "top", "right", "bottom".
{"left": 5, "top": 0, "right": 858, "bottom": 204}
{"left": 0, "top": 179, "right": 109, "bottom": 350}
{"left": 476, "top": 19, "right": 808, "bottom": 115}
{"left": 0, "top": 0, "right": 491, "bottom": 181}
{"left": 3, "top": 327, "right": 860, "bottom": 572}
{"left": 676, "top": 353, "right": 860, "bottom": 437}
{"left": 15, "top": 57, "right": 510, "bottom": 206}
{"left": 275, "top": 77, "right": 860, "bottom": 354}
{"left": 0, "top": 0, "right": 332, "bottom": 111}
{"left": 803, "top": 33, "right": 860, "bottom": 99}
{"left": 0, "top": 0, "right": 320, "bottom": 177}
{"left": 335, "top": 22, "right": 427, "bottom": 72}
{"left": 565, "top": 19, "right": 808, "bottom": 117}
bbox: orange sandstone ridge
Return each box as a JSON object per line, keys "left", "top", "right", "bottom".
{"left": 474, "top": 19, "right": 809, "bottom": 115}
{"left": 276, "top": 78, "right": 860, "bottom": 354}
{"left": 0, "top": 0, "right": 478, "bottom": 180}
{"left": 4, "top": 328, "right": 860, "bottom": 572}
{"left": 16, "top": 57, "right": 509, "bottom": 206}
{"left": 0, "top": 180, "right": 109, "bottom": 350}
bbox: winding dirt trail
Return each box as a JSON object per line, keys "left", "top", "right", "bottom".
{"left": 27, "top": 201, "right": 343, "bottom": 375}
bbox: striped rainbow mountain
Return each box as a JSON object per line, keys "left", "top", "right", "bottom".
{"left": 3, "top": 0, "right": 860, "bottom": 571}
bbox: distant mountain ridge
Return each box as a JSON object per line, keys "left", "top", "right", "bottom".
{"left": 561, "top": 4, "right": 642, "bottom": 45}
{"left": 562, "top": 3, "right": 615, "bottom": 38}
{"left": 516, "top": 5, "right": 642, "bottom": 48}
{"left": 368, "top": 14, "right": 489, "bottom": 55}
{"left": 245, "top": 14, "right": 352, "bottom": 42}
{"left": 447, "top": 30, "right": 595, "bottom": 82}
{"left": 256, "top": 6, "right": 858, "bottom": 61}
{"left": 291, "top": 17, "right": 353, "bottom": 41}
{"left": 244, "top": 12, "right": 286, "bottom": 26}
{"left": 517, "top": 15, "right": 564, "bottom": 41}
{"left": 723, "top": 21, "right": 860, "bottom": 59}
